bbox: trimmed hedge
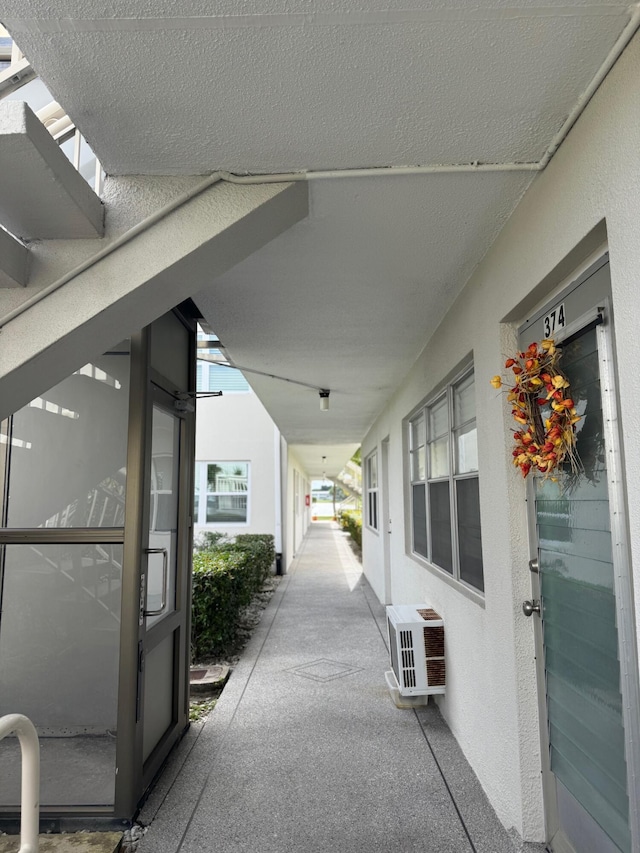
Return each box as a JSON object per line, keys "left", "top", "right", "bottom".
{"left": 338, "top": 510, "right": 362, "bottom": 547}
{"left": 191, "top": 534, "right": 275, "bottom": 660}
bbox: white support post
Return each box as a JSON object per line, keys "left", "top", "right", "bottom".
{"left": 0, "top": 714, "right": 40, "bottom": 853}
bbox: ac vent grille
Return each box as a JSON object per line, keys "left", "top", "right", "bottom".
{"left": 417, "top": 608, "right": 440, "bottom": 621}
{"left": 400, "top": 630, "right": 413, "bottom": 650}
{"left": 403, "top": 668, "right": 416, "bottom": 688}
{"left": 424, "top": 626, "right": 444, "bottom": 658}
{"left": 427, "top": 659, "right": 446, "bottom": 686}
{"left": 400, "top": 629, "right": 416, "bottom": 688}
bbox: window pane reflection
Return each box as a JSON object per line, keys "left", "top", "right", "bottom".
{"left": 206, "top": 495, "right": 248, "bottom": 523}
{"left": 454, "top": 372, "right": 476, "bottom": 425}
{"left": 7, "top": 353, "right": 130, "bottom": 528}
{"left": 456, "top": 423, "right": 478, "bottom": 474}
{"left": 429, "top": 436, "right": 449, "bottom": 478}
{"left": 429, "top": 397, "right": 448, "bottom": 438}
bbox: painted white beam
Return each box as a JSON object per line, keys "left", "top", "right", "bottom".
{"left": 0, "top": 178, "right": 308, "bottom": 421}
{"left": 0, "top": 226, "right": 28, "bottom": 287}
{"left": 0, "top": 101, "right": 104, "bottom": 240}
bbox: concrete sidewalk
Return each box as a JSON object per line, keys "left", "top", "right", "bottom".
{"left": 138, "top": 523, "right": 539, "bottom": 853}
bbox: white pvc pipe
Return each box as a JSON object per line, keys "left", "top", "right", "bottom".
{"left": 220, "top": 161, "right": 541, "bottom": 184}
{"left": 3, "top": 0, "right": 640, "bottom": 334}
{"left": 538, "top": 3, "right": 640, "bottom": 169}
{"left": 0, "top": 158, "right": 542, "bottom": 329}
{"left": 0, "top": 714, "right": 40, "bottom": 853}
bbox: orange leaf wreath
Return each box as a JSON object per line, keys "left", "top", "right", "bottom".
{"left": 491, "top": 340, "right": 581, "bottom": 478}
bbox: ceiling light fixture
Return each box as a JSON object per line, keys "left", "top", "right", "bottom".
{"left": 319, "top": 390, "right": 330, "bottom": 411}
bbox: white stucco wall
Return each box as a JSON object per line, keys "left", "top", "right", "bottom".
{"left": 195, "top": 392, "right": 312, "bottom": 567}
{"left": 284, "top": 447, "right": 311, "bottom": 569}
{"left": 194, "top": 392, "right": 279, "bottom": 541}
{"left": 362, "top": 32, "right": 640, "bottom": 843}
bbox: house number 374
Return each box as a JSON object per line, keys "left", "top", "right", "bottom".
{"left": 543, "top": 303, "right": 565, "bottom": 338}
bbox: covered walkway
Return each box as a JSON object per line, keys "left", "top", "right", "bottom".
{"left": 138, "top": 523, "right": 536, "bottom": 853}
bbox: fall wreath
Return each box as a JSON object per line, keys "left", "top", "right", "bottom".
{"left": 491, "top": 339, "right": 581, "bottom": 478}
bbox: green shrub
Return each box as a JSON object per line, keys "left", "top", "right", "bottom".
{"left": 195, "top": 530, "right": 228, "bottom": 551}
{"left": 338, "top": 510, "right": 362, "bottom": 547}
{"left": 191, "top": 534, "right": 275, "bottom": 660}
{"left": 234, "top": 534, "right": 277, "bottom": 588}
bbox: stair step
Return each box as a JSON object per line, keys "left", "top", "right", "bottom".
{"left": 0, "top": 101, "right": 104, "bottom": 240}
{"left": 0, "top": 226, "right": 27, "bottom": 287}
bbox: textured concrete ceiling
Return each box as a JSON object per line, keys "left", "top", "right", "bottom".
{"left": 1, "top": 2, "right": 635, "bottom": 471}
{"left": 192, "top": 170, "right": 532, "bottom": 462}
{"left": 2, "top": 2, "right": 630, "bottom": 174}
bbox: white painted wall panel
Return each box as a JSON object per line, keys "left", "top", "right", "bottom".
{"left": 284, "top": 447, "right": 311, "bottom": 569}
{"left": 194, "top": 393, "right": 278, "bottom": 540}
{"left": 362, "top": 31, "right": 640, "bottom": 844}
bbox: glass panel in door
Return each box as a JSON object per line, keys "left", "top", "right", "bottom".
{"left": 146, "top": 406, "right": 179, "bottom": 629}
{"left": 142, "top": 403, "right": 180, "bottom": 763}
{"left": 535, "top": 326, "right": 630, "bottom": 852}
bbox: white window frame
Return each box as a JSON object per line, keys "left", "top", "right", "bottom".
{"left": 407, "top": 365, "right": 484, "bottom": 593}
{"left": 365, "top": 450, "right": 379, "bottom": 532}
{"left": 195, "top": 461, "right": 250, "bottom": 527}
{"left": 196, "top": 358, "right": 250, "bottom": 394}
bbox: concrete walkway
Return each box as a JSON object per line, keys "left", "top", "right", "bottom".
{"left": 138, "top": 523, "right": 538, "bottom": 853}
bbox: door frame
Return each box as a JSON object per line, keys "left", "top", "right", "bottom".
{"left": 381, "top": 436, "right": 392, "bottom": 604}
{"left": 520, "top": 254, "right": 640, "bottom": 851}
{"left": 115, "top": 309, "right": 196, "bottom": 819}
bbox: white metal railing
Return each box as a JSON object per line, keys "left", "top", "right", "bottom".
{"left": 336, "top": 459, "right": 362, "bottom": 496}
{"left": 0, "top": 714, "right": 40, "bottom": 853}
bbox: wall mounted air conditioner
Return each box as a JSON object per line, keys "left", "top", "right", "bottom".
{"left": 386, "top": 604, "right": 445, "bottom": 696}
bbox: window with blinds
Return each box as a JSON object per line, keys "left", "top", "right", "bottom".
{"left": 407, "top": 366, "right": 483, "bottom": 592}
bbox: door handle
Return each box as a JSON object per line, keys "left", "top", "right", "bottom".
{"left": 143, "top": 547, "right": 168, "bottom": 617}
{"left": 522, "top": 600, "right": 541, "bottom": 617}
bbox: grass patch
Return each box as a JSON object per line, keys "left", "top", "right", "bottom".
{"left": 189, "top": 697, "right": 218, "bottom": 722}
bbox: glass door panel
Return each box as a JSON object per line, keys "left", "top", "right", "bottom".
{"left": 141, "top": 398, "right": 182, "bottom": 768}
{"left": 145, "top": 406, "right": 179, "bottom": 629}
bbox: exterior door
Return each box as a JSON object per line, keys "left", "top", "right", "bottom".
{"left": 139, "top": 384, "right": 190, "bottom": 788}
{"left": 520, "top": 257, "right": 640, "bottom": 852}
{"left": 381, "top": 437, "right": 392, "bottom": 604}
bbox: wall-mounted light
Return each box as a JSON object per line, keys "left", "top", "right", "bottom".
{"left": 319, "top": 390, "right": 330, "bottom": 411}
